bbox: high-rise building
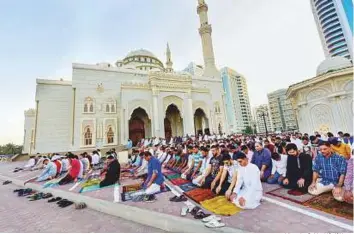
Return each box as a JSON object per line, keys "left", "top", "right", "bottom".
{"left": 221, "top": 67, "right": 252, "bottom": 133}
{"left": 267, "top": 89, "right": 298, "bottom": 132}
{"left": 310, "top": 0, "right": 353, "bottom": 61}
{"left": 183, "top": 62, "right": 204, "bottom": 76}
{"left": 253, "top": 104, "right": 273, "bottom": 134}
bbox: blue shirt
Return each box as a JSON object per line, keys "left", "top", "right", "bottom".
{"left": 147, "top": 157, "right": 164, "bottom": 185}
{"left": 251, "top": 148, "right": 272, "bottom": 179}
{"left": 313, "top": 153, "right": 347, "bottom": 185}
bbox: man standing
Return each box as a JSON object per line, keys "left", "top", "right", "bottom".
{"left": 230, "top": 153, "right": 263, "bottom": 209}
{"left": 282, "top": 143, "right": 312, "bottom": 192}
{"left": 308, "top": 142, "right": 347, "bottom": 196}
{"left": 143, "top": 151, "right": 164, "bottom": 198}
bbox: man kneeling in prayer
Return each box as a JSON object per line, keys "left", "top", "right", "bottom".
{"left": 58, "top": 154, "right": 81, "bottom": 185}
{"left": 230, "top": 152, "right": 263, "bottom": 209}
{"left": 36, "top": 158, "right": 57, "bottom": 182}
{"left": 142, "top": 151, "right": 164, "bottom": 201}
{"left": 100, "top": 155, "right": 120, "bottom": 188}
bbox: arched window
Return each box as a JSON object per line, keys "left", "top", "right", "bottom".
{"left": 106, "top": 104, "right": 110, "bottom": 113}
{"left": 84, "top": 104, "right": 88, "bottom": 113}
{"left": 107, "top": 126, "right": 114, "bottom": 144}
{"left": 84, "top": 127, "right": 92, "bottom": 145}
{"left": 105, "top": 98, "right": 116, "bottom": 113}
{"left": 84, "top": 97, "right": 94, "bottom": 113}
{"left": 111, "top": 104, "right": 115, "bottom": 113}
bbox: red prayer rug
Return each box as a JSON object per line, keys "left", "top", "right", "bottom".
{"left": 170, "top": 177, "right": 190, "bottom": 186}
{"left": 266, "top": 187, "right": 314, "bottom": 204}
{"left": 304, "top": 192, "right": 353, "bottom": 220}
{"left": 184, "top": 188, "right": 216, "bottom": 203}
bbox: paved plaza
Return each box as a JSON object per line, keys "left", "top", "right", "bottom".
{"left": 0, "top": 161, "right": 352, "bottom": 233}
{"left": 0, "top": 179, "right": 164, "bottom": 233}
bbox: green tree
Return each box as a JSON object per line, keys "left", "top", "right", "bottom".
{"left": 243, "top": 126, "right": 253, "bottom": 135}
{"left": 0, "top": 143, "right": 23, "bottom": 155}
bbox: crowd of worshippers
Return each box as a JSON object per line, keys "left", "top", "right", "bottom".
{"left": 127, "top": 131, "right": 353, "bottom": 208}
{"left": 14, "top": 149, "right": 122, "bottom": 188}
{"left": 16, "top": 130, "right": 353, "bottom": 208}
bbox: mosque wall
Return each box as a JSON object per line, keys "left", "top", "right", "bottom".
{"left": 34, "top": 81, "right": 72, "bottom": 154}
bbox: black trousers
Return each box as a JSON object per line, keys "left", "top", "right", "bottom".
{"left": 201, "top": 175, "right": 215, "bottom": 189}
{"left": 283, "top": 177, "right": 311, "bottom": 193}
{"left": 58, "top": 174, "right": 74, "bottom": 185}
{"left": 212, "top": 180, "right": 231, "bottom": 195}
{"left": 99, "top": 179, "right": 116, "bottom": 188}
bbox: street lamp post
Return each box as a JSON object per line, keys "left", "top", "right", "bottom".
{"left": 259, "top": 112, "right": 268, "bottom": 137}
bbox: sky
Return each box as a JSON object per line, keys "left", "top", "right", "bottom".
{"left": 0, "top": 0, "right": 324, "bottom": 145}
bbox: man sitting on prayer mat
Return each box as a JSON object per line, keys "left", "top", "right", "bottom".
{"left": 36, "top": 158, "right": 57, "bottom": 182}
{"left": 333, "top": 156, "right": 353, "bottom": 204}
{"left": 308, "top": 142, "right": 347, "bottom": 196}
{"left": 58, "top": 154, "right": 81, "bottom": 185}
{"left": 100, "top": 155, "right": 120, "bottom": 188}
{"left": 230, "top": 152, "right": 263, "bottom": 209}
{"left": 282, "top": 143, "right": 312, "bottom": 193}
{"left": 143, "top": 151, "right": 164, "bottom": 195}
{"left": 216, "top": 152, "right": 239, "bottom": 197}
{"left": 192, "top": 146, "right": 212, "bottom": 186}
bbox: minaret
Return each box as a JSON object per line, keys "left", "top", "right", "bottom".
{"left": 197, "top": 0, "right": 219, "bottom": 78}
{"left": 165, "top": 43, "right": 173, "bottom": 73}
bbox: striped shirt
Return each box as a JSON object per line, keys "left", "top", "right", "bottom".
{"left": 192, "top": 152, "right": 202, "bottom": 169}
{"left": 313, "top": 153, "right": 347, "bottom": 185}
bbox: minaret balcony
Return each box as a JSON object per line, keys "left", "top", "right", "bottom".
{"left": 199, "top": 24, "right": 212, "bottom": 35}
{"left": 197, "top": 3, "right": 208, "bottom": 14}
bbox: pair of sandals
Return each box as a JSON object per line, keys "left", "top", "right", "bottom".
{"left": 13, "top": 168, "right": 23, "bottom": 173}
{"left": 27, "top": 192, "right": 44, "bottom": 201}
{"left": 180, "top": 206, "right": 210, "bottom": 220}
{"left": 3, "top": 180, "right": 12, "bottom": 185}
{"left": 48, "top": 197, "right": 62, "bottom": 203}
{"left": 75, "top": 202, "right": 87, "bottom": 210}
{"left": 16, "top": 188, "right": 34, "bottom": 197}
{"left": 169, "top": 195, "right": 187, "bottom": 202}
{"left": 202, "top": 215, "right": 225, "bottom": 228}
{"left": 57, "top": 199, "right": 74, "bottom": 208}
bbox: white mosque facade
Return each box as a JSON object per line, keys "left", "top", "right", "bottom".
{"left": 23, "top": 0, "right": 229, "bottom": 154}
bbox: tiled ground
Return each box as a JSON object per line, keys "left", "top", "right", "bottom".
{"left": 1, "top": 162, "right": 353, "bottom": 233}
{"left": 0, "top": 182, "right": 164, "bottom": 233}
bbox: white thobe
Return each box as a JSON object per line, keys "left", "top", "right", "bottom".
{"left": 24, "top": 158, "right": 36, "bottom": 169}
{"left": 233, "top": 163, "right": 263, "bottom": 209}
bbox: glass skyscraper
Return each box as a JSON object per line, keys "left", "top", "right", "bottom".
{"left": 311, "top": 0, "right": 353, "bottom": 61}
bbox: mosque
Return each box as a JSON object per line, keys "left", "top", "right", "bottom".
{"left": 23, "top": 0, "right": 228, "bottom": 154}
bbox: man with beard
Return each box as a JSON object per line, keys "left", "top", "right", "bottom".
{"left": 282, "top": 143, "right": 312, "bottom": 193}
{"left": 199, "top": 145, "right": 224, "bottom": 191}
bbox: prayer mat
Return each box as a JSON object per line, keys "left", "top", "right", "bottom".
{"left": 179, "top": 182, "right": 198, "bottom": 192}
{"left": 163, "top": 171, "right": 176, "bottom": 176}
{"left": 201, "top": 196, "right": 242, "bottom": 216}
{"left": 304, "top": 192, "right": 353, "bottom": 220}
{"left": 122, "top": 183, "right": 142, "bottom": 193}
{"left": 166, "top": 173, "right": 180, "bottom": 180}
{"left": 266, "top": 187, "right": 314, "bottom": 204}
{"left": 79, "top": 183, "right": 116, "bottom": 193}
{"left": 121, "top": 186, "right": 170, "bottom": 202}
{"left": 170, "top": 178, "right": 190, "bottom": 186}
{"left": 42, "top": 173, "right": 70, "bottom": 189}
{"left": 185, "top": 188, "right": 216, "bottom": 203}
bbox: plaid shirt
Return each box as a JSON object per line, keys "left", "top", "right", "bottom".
{"left": 313, "top": 153, "right": 347, "bottom": 185}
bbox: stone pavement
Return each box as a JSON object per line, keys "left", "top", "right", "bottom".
{"left": 0, "top": 182, "right": 164, "bottom": 233}
{"left": 1, "top": 162, "right": 353, "bottom": 233}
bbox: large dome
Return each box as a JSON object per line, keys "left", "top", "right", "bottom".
{"left": 316, "top": 56, "right": 352, "bottom": 76}
{"left": 117, "top": 49, "right": 164, "bottom": 71}
{"left": 125, "top": 49, "right": 158, "bottom": 60}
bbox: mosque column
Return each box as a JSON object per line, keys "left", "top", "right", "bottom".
{"left": 185, "top": 92, "right": 195, "bottom": 136}
{"left": 152, "top": 90, "right": 160, "bottom": 137}
{"left": 120, "top": 108, "right": 125, "bottom": 144}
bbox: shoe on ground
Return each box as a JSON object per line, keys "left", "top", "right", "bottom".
{"left": 202, "top": 215, "right": 221, "bottom": 223}
{"left": 75, "top": 202, "right": 87, "bottom": 209}
{"left": 144, "top": 194, "right": 156, "bottom": 203}
{"left": 59, "top": 200, "right": 74, "bottom": 208}
{"left": 204, "top": 219, "right": 226, "bottom": 228}
{"left": 180, "top": 206, "right": 189, "bottom": 216}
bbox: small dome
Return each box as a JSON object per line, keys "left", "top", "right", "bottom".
{"left": 316, "top": 56, "right": 352, "bottom": 76}
{"left": 125, "top": 49, "right": 158, "bottom": 60}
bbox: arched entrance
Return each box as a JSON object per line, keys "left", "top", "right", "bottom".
{"left": 194, "top": 108, "right": 209, "bottom": 136}
{"left": 164, "top": 104, "right": 183, "bottom": 140}
{"left": 129, "top": 107, "right": 151, "bottom": 146}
